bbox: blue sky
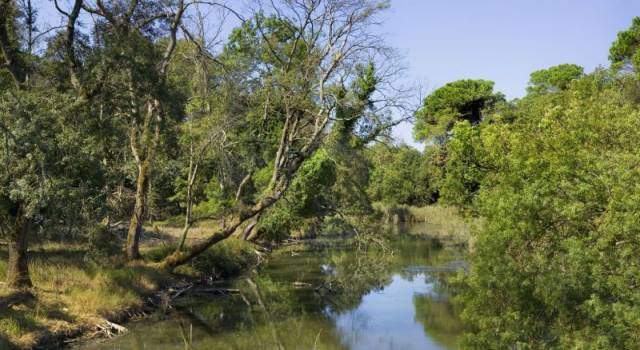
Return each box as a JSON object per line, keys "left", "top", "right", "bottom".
{"left": 385, "top": 0, "right": 640, "bottom": 148}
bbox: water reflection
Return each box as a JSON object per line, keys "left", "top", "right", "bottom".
{"left": 78, "top": 230, "right": 465, "bottom": 350}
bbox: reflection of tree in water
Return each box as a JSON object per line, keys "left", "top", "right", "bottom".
{"left": 169, "top": 241, "right": 394, "bottom": 349}
{"left": 172, "top": 275, "right": 349, "bottom": 349}
{"left": 413, "top": 294, "right": 464, "bottom": 349}
{"left": 390, "top": 238, "right": 449, "bottom": 267}
{"left": 95, "top": 236, "right": 465, "bottom": 349}
{"left": 316, "top": 245, "right": 394, "bottom": 313}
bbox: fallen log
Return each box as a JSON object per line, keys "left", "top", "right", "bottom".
{"left": 189, "top": 288, "right": 240, "bottom": 295}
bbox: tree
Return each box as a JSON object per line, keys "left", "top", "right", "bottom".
{"left": 414, "top": 79, "right": 504, "bottom": 142}
{"left": 50, "top": 0, "right": 195, "bottom": 260}
{"left": 527, "top": 63, "right": 584, "bottom": 94}
{"left": 0, "top": 0, "right": 57, "bottom": 288}
{"left": 367, "top": 144, "right": 435, "bottom": 206}
{"left": 414, "top": 79, "right": 508, "bottom": 209}
{"left": 456, "top": 68, "right": 640, "bottom": 349}
{"left": 0, "top": 0, "right": 109, "bottom": 288}
{"left": 610, "top": 16, "right": 640, "bottom": 72}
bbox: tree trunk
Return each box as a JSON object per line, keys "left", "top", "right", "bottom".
{"left": 157, "top": 193, "right": 281, "bottom": 271}
{"left": 177, "top": 201, "right": 192, "bottom": 251}
{"left": 6, "top": 213, "right": 32, "bottom": 289}
{"left": 126, "top": 162, "right": 148, "bottom": 260}
{"left": 242, "top": 217, "right": 259, "bottom": 240}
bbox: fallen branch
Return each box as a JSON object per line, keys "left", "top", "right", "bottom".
{"left": 95, "top": 320, "right": 128, "bottom": 338}
{"left": 293, "top": 281, "right": 312, "bottom": 288}
{"left": 189, "top": 288, "right": 240, "bottom": 295}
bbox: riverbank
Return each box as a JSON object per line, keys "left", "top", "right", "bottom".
{"left": 0, "top": 238, "right": 260, "bottom": 349}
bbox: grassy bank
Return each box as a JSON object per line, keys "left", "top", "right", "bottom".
{"left": 373, "top": 203, "right": 480, "bottom": 246}
{"left": 0, "top": 238, "right": 259, "bottom": 349}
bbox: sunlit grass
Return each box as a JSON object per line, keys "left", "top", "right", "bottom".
{"left": 0, "top": 245, "right": 174, "bottom": 349}
{"left": 0, "top": 237, "right": 257, "bottom": 349}
{"left": 373, "top": 202, "right": 481, "bottom": 247}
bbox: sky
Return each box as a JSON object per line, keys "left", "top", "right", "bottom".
{"left": 384, "top": 0, "right": 640, "bottom": 149}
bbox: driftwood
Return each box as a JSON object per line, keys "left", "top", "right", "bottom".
{"left": 189, "top": 288, "right": 240, "bottom": 295}
{"left": 94, "top": 320, "right": 128, "bottom": 338}
{"left": 293, "top": 281, "right": 312, "bottom": 288}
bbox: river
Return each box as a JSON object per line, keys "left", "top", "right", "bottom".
{"left": 77, "top": 223, "right": 466, "bottom": 350}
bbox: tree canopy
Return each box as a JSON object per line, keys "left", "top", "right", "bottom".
{"left": 414, "top": 79, "right": 504, "bottom": 141}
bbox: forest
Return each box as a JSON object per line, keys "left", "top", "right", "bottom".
{"left": 1, "top": 0, "right": 639, "bottom": 349}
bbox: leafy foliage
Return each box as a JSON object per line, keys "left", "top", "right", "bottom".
{"left": 0, "top": 90, "right": 105, "bottom": 238}
{"left": 256, "top": 149, "right": 336, "bottom": 241}
{"left": 367, "top": 144, "right": 435, "bottom": 206}
{"left": 610, "top": 16, "right": 640, "bottom": 72}
{"left": 527, "top": 63, "right": 585, "bottom": 94}
{"left": 414, "top": 79, "right": 504, "bottom": 141}
{"left": 454, "top": 68, "right": 640, "bottom": 349}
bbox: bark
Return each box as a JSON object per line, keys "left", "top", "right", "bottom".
{"left": 177, "top": 222, "right": 191, "bottom": 252}
{"left": 157, "top": 131, "right": 322, "bottom": 270}
{"left": 126, "top": 162, "right": 148, "bottom": 260}
{"left": 241, "top": 217, "right": 259, "bottom": 240}
{"left": 6, "top": 213, "right": 32, "bottom": 289}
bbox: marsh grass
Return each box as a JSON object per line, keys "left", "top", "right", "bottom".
{"left": 373, "top": 203, "right": 481, "bottom": 246}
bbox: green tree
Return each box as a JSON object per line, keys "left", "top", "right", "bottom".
{"left": 157, "top": 0, "right": 393, "bottom": 270}
{"left": 527, "top": 63, "right": 584, "bottom": 94}
{"left": 610, "top": 16, "right": 640, "bottom": 72}
{"left": 414, "top": 79, "right": 504, "bottom": 142}
{"left": 457, "top": 68, "right": 640, "bottom": 349}
{"left": 367, "top": 144, "right": 435, "bottom": 206}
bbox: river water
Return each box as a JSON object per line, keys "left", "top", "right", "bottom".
{"left": 78, "top": 224, "right": 465, "bottom": 350}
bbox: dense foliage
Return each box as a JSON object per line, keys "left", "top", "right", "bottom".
{"left": 417, "top": 19, "right": 640, "bottom": 348}
{"left": 366, "top": 144, "right": 435, "bottom": 206}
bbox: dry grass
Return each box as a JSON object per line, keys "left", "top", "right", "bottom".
{"left": 0, "top": 234, "right": 259, "bottom": 349}
{"left": 0, "top": 243, "right": 174, "bottom": 349}
{"left": 142, "top": 219, "right": 225, "bottom": 247}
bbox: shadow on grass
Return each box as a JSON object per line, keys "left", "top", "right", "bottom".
{"left": 0, "top": 244, "right": 171, "bottom": 348}
{"left": 0, "top": 335, "right": 18, "bottom": 350}
{"left": 0, "top": 289, "right": 76, "bottom": 348}
{"left": 29, "top": 245, "right": 88, "bottom": 268}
